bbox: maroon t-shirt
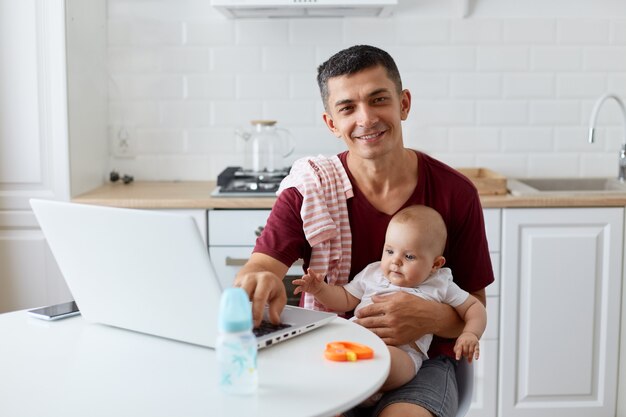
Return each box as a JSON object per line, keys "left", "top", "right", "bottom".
{"left": 254, "top": 150, "right": 495, "bottom": 359}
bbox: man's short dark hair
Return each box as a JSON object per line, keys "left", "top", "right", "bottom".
{"left": 316, "top": 45, "right": 403, "bottom": 111}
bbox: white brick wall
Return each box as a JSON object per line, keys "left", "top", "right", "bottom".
{"left": 106, "top": 0, "right": 626, "bottom": 180}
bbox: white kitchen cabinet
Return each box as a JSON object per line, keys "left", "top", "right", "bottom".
{"left": 467, "top": 208, "right": 500, "bottom": 417}
{"left": 208, "top": 209, "right": 271, "bottom": 290}
{"left": 208, "top": 209, "right": 302, "bottom": 304}
{"left": 500, "top": 207, "right": 623, "bottom": 417}
{"left": 0, "top": 0, "right": 107, "bottom": 313}
{"left": 157, "top": 209, "right": 207, "bottom": 244}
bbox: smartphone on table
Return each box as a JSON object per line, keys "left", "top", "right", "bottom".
{"left": 27, "top": 301, "right": 80, "bottom": 321}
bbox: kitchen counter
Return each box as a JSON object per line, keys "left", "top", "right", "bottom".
{"left": 72, "top": 181, "right": 626, "bottom": 209}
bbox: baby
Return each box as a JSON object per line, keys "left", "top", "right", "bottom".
{"left": 293, "top": 204, "right": 487, "bottom": 394}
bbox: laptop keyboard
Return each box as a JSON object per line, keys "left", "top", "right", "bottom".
{"left": 253, "top": 320, "right": 292, "bottom": 337}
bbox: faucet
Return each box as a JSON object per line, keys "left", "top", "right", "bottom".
{"left": 588, "top": 93, "right": 626, "bottom": 181}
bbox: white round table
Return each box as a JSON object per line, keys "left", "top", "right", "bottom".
{"left": 0, "top": 311, "right": 390, "bottom": 417}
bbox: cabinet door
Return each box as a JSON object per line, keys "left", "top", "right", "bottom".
{"left": 500, "top": 208, "right": 622, "bottom": 417}
{"left": 467, "top": 339, "right": 498, "bottom": 417}
{"left": 0, "top": 1, "right": 72, "bottom": 313}
{"left": 208, "top": 209, "right": 270, "bottom": 246}
{"left": 467, "top": 208, "right": 500, "bottom": 417}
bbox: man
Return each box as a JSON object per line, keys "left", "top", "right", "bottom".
{"left": 235, "top": 45, "right": 494, "bottom": 417}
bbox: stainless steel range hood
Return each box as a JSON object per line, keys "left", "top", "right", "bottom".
{"left": 211, "top": 0, "right": 397, "bottom": 18}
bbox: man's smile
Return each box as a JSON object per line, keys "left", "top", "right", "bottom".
{"left": 353, "top": 130, "right": 386, "bottom": 141}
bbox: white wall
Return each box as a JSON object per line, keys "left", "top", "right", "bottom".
{"left": 66, "top": 0, "right": 109, "bottom": 196}
{"left": 105, "top": 0, "right": 626, "bottom": 180}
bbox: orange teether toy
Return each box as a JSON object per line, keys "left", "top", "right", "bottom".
{"left": 324, "top": 341, "right": 374, "bottom": 362}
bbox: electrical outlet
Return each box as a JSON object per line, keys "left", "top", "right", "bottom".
{"left": 110, "top": 126, "right": 136, "bottom": 158}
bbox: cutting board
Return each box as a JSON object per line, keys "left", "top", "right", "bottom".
{"left": 456, "top": 167, "right": 507, "bottom": 195}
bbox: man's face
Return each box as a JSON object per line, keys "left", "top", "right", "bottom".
{"left": 322, "top": 65, "right": 411, "bottom": 160}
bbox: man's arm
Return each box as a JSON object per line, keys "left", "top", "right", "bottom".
{"left": 354, "top": 288, "right": 486, "bottom": 346}
{"left": 235, "top": 252, "right": 290, "bottom": 327}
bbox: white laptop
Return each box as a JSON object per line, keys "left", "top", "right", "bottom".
{"left": 29, "top": 199, "right": 336, "bottom": 349}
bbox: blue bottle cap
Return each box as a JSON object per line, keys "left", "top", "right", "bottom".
{"left": 218, "top": 288, "right": 253, "bottom": 333}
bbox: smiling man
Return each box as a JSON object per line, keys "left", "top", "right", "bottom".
{"left": 235, "top": 45, "right": 494, "bottom": 417}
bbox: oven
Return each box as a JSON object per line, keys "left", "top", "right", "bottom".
{"left": 208, "top": 208, "right": 302, "bottom": 306}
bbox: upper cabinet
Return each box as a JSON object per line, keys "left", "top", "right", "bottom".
{"left": 0, "top": 0, "right": 107, "bottom": 313}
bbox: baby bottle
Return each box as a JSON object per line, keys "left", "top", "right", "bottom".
{"left": 216, "top": 287, "right": 258, "bottom": 395}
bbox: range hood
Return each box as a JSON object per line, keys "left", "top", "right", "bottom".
{"left": 211, "top": 0, "right": 397, "bottom": 18}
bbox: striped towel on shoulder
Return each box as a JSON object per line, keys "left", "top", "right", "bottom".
{"left": 277, "top": 155, "right": 353, "bottom": 311}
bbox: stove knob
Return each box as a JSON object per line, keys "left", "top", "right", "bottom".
{"left": 254, "top": 226, "right": 264, "bottom": 237}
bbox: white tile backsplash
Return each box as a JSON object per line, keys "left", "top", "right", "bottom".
{"left": 581, "top": 153, "right": 618, "bottom": 177}
{"left": 502, "top": 19, "right": 555, "bottom": 43}
{"left": 531, "top": 47, "right": 582, "bottom": 71}
{"left": 450, "top": 74, "right": 501, "bottom": 98}
{"left": 210, "top": 46, "right": 262, "bottom": 72}
{"left": 399, "top": 46, "right": 475, "bottom": 71}
{"left": 584, "top": 47, "right": 626, "bottom": 71}
{"left": 477, "top": 46, "right": 529, "bottom": 71}
{"left": 556, "top": 74, "right": 606, "bottom": 98}
{"left": 477, "top": 101, "right": 528, "bottom": 125}
{"left": 449, "top": 128, "right": 500, "bottom": 152}
{"left": 503, "top": 74, "right": 554, "bottom": 98}
{"left": 159, "top": 100, "right": 211, "bottom": 128}
{"left": 159, "top": 47, "right": 210, "bottom": 73}
{"left": 262, "top": 46, "right": 316, "bottom": 72}
{"left": 109, "top": 74, "right": 184, "bottom": 99}
{"left": 135, "top": 128, "right": 185, "bottom": 154}
{"left": 289, "top": 19, "right": 343, "bottom": 45}
{"left": 235, "top": 20, "right": 289, "bottom": 46}
{"left": 395, "top": 19, "right": 449, "bottom": 44}
{"left": 529, "top": 101, "right": 580, "bottom": 125}
{"left": 185, "top": 21, "right": 234, "bottom": 45}
{"left": 557, "top": 19, "right": 610, "bottom": 44}
{"left": 528, "top": 153, "right": 580, "bottom": 177}
{"left": 236, "top": 74, "right": 290, "bottom": 99}
{"left": 451, "top": 19, "right": 502, "bottom": 44}
{"left": 343, "top": 18, "right": 397, "bottom": 46}
{"left": 502, "top": 127, "right": 554, "bottom": 152}
{"left": 403, "top": 74, "right": 449, "bottom": 99}
{"left": 185, "top": 74, "right": 236, "bottom": 99}
{"left": 106, "top": 1, "right": 626, "bottom": 180}
{"left": 611, "top": 19, "right": 626, "bottom": 43}
{"left": 412, "top": 100, "right": 476, "bottom": 125}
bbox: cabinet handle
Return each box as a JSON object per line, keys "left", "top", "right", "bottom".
{"left": 225, "top": 257, "right": 304, "bottom": 267}
{"left": 225, "top": 257, "right": 248, "bottom": 266}
{"left": 254, "top": 226, "right": 265, "bottom": 237}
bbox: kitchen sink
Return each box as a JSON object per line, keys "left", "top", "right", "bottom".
{"left": 508, "top": 177, "right": 626, "bottom": 195}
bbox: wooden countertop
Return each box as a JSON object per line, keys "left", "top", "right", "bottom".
{"left": 72, "top": 181, "right": 275, "bottom": 209}
{"left": 71, "top": 181, "right": 626, "bottom": 209}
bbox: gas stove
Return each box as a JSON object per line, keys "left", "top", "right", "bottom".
{"left": 212, "top": 166, "right": 290, "bottom": 197}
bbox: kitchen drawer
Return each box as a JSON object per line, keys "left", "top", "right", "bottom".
{"left": 208, "top": 209, "right": 270, "bottom": 246}
{"left": 209, "top": 246, "right": 304, "bottom": 289}
{"left": 483, "top": 208, "right": 500, "bottom": 252}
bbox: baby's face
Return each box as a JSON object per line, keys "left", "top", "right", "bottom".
{"left": 380, "top": 221, "right": 440, "bottom": 288}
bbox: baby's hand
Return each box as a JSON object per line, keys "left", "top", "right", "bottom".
{"left": 454, "top": 332, "right": 480, "bottom": 363}
{"left": 292, "top": 268, "right": 324, "bottom": 295}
